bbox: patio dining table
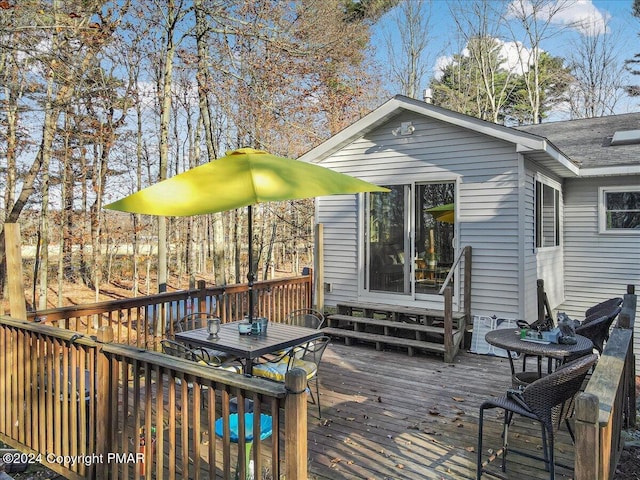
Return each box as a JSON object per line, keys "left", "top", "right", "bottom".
{"left": 175, "top": 320, "right": 322, "bottom": 375}
{"left": 485, "top": 328, "right": 594, "bottom": 383}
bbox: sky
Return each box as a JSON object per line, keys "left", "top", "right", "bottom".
{"left": 370, "top": 0, "right": 639, "bottom": 116}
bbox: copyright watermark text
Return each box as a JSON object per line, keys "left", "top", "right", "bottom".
{"left": 2, "top": 451, "right": 144, "bottom": 467}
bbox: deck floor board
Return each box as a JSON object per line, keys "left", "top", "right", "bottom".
{"left": 309, "top": 342, "right": 577, "bottom": 479}
{"left": 125, "top": 341, "right": 578, "bottom": 479}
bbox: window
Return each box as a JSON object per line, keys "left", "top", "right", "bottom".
{"left": 599, "top": 187, "right": 640, "bottom": 232}
{"left": 535, "top": 180, "right": 560, "bottom": 248}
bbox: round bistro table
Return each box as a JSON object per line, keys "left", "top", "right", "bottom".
{"left": 485, "top": 328, "right": 594, "bottom": 386}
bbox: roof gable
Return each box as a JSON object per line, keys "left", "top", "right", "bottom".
{"left": 299, "top": 95, "right": 579, "bottom": 177}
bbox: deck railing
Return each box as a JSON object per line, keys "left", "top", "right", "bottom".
{"left": 442, "top": 245, "right": 472, "bottom": 362}
{"left": 0, "top": 315, "right": 308, "bottom": 479}
{"left": 574, "top": 285, "right": 637, "bottom": 480}
{"left": 26, "top": 273, "right": 313, "bottom": 349}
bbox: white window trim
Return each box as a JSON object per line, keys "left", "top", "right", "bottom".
{"left": 598, "top": 185, "right": 640, "bottom": 234}
{"left": 535, "top": 175, "right": 562, "bottom": 249}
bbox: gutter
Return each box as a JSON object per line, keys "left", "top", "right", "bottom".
{"left": 578, "top": 165, "right": 640, "bottom": 177}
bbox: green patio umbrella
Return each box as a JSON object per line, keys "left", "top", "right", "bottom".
{"left": 426, "top": 203, "right": 454, "bottom": 224}
{"left": 105, "top": 147, "right": 389, "bottom": 322}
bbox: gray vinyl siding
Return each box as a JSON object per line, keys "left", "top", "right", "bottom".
{"left": 317, "top": 195, "right": 361, "bottom": 305}
{"left": 316, "top": 111, "right": 524, "bottom": 319}
{"left": 560, "top": 176, "right": 640, "bottom": 372}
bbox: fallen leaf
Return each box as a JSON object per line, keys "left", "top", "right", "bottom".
{"left": 452, "top": 396, "right": 465, "bottom": 402}
{"left": 396, "top": 463, "right": 405, "bottom": 469}
{"left": 465, "top": 446, "right": 475, "bottom": 452}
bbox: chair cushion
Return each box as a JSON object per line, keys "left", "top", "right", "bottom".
{"left": 197, "top": 360, "right": 242, "bottom": 374}
{"left": 252, "top": 358, "right": 317, "bottom": 382}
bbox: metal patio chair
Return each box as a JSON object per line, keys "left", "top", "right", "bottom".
{"left": 172, "top": 311, "right": 237, "bottom": 364}
{"left": 252, "top": 336, "right": 331, "bottom": 418}
{"left": 284, "top": 308, "right": 325, "bottom": 329}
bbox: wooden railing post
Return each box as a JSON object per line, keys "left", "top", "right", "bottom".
{"left": 444, "top": 286, "right": 454, "bottom": 363}
{"left": 314, "top": 223, "right": 324, "bottom": 312}
{"left": 575, "top": 392, "right": 600, "bottom": 480}
{"left": 536, "top": 279, "right": 545, "bottom": 325}
{"left": 4, "top": 223, "right": 27, "bottom": 320}
{"left": 306, "top": 267, "right": 314, "bottom": 312}
{"left": 196, "top": 280, "right": 207, "bottom": 313}
{"left": 285, "top": 368, "right": 308, "bottom": 480}
{"left": 95, "top": 326, "right": 114, "bottom": 480}
{"left": 620, "top": 285, "right": 636, "bottom": 428}
{"left": 463, "top": 246, "right": 472, "bottom": 325}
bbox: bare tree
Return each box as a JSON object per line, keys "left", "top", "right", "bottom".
{"left": 566, "top": 20, "right": 626, "bottom": 118}
{"left": 384, "top": 0, "right": 433, "bottom": 99}
{"left": 505, "top": 0, "right": 574, "bottom": 123}
{"left": 447, "top": 0, "right": 516, "bottom": 123}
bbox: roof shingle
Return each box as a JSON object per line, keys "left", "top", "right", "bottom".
{"left": 515, "top": 113, "right": 640, "bottom": 169}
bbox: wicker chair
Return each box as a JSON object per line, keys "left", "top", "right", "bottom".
{"left": 285, "top": 308, "right": 325, "bottom": 329}
{"left": 584, "top": 297, "right": 623, "bottom": 318}
{"left": 477, "top": 353, "right": 598, "bottom": 480}
{"left": 574, "top": 305, "right": 621, "bottom": 355}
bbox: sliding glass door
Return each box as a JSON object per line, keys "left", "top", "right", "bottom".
{"left": 366, "top": 185, "right": 409, "bottom": 293}
{"left": 366, "top": 182, "right": 455, "bottom": 297}
{"left": 414, "top": 183, "right": 455, "bottom": 295}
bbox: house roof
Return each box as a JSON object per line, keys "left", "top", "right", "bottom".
{"left": 299, "top": 95, "right": 640, "bottom": 178}
{"left": 515, "top": 113, "right": 640, "bottom": 176}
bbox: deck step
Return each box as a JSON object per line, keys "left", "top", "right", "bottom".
{"left": 331, "top": 302, "right": 468, "bottom": 362}
{"left": 327, "top": 314, "right": 456, "bottom": 335}
{"left": 336, "top": 301, "right": 465, "bottom": 321}
{"left": 322, "top": 327, "right": 446, "bottom": 356}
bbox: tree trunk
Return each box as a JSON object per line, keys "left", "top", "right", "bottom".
{"left": 37, "top": 70, "right": 57, "bottom": 311}
{"left": 157, "top": 3, "right": 182, "bottom": 293}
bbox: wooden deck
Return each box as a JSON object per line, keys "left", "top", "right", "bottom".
{"left": 309, "top": 342, "right": 578, "bottom": 479}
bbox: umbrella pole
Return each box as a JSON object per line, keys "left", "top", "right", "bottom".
{"left": 247, "top": 205, "right": 255, "bottom": 323}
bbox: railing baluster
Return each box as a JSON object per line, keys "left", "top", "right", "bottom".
{"left": 0, "top": 314, "right": 293, "bottom": 479}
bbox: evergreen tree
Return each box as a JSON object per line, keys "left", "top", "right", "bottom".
{"left": 626, "top": 0, "right": 640, "bottom": 97}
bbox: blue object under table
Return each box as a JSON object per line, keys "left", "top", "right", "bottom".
{"left": 215, "top": 413, "right": 273, "bottom": 480}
